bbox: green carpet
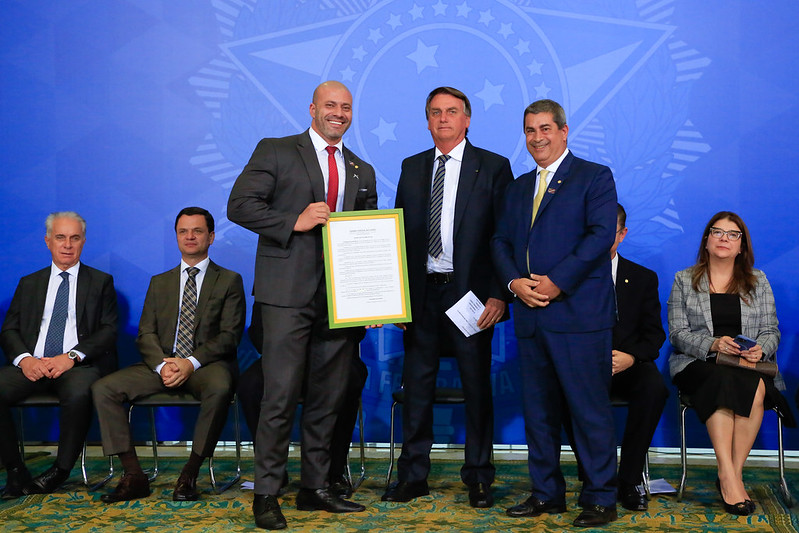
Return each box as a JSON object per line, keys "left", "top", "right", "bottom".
{"left": 2, "top": 454, "right": 799, "bottom": 532}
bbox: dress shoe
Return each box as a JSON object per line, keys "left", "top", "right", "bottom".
{"left": 1, "top": 465, "right": 32, "bottom": 499}
{"left": 618, "top": 482, "right": 647, "bottom": 511}
{"left": 173, "top": 471, "right": 199, "bottom": 501}
{"left": 296, "top": 487, "right": 365, "bottom": 513}
{"left": 253, "top": 494, "right": 287, "bottom": 530}
{"left": 23, "top": 464, "right": 70, "bottom": 495}
{"left": 468, "top": 482, "right": 494, "bottom": 508}
{"left": 573, "top": 504, "right": 618, "bottom": 527}
{"left": 329, "top": 477, "right": 353, "bottom": 499}
{"left": 100, "top": 472, "right": 151, "bottom": 503}
{"left": 715, "top": 477, "right": 753, "bottom": 516}
{"left": 381, "top": 480, "right": 429, "bottom": 502}
{"left": 506, "top": 496, "right": 567, "bottom": 517}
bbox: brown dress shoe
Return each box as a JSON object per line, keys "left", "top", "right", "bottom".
{"left": 23, "top": 464, "right": 70, "bottom": 494}
{"left": 173, "top": 471, "right": 199, "bottom": 501}
{"left": 101, "top": 472, "right": 151, "bottom": 503}
{"left": 254, "top": 494, "right": 287, "bottom": 530}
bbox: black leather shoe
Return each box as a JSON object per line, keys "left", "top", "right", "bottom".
{"left": 1, "top": 465, "right": 32, "bottom": 499}
{"left": 618, "top": 482, "right": 647, "bottom": 511}
{"left": 573, "top": 504, "right": 618, "bottom": 527}
{"left": 381, "top": 480, "right": 429, "bottom": 502}
{"left": 715, "top": 477, "right": 753, "bottom": 516}
{"left": 254, "top": 494, "right": 287, "bottom": 530}
{"left": 296, "top": 487, "right": 365, "bottom": 513}
{"left": 468, "top": 482, "right": 494, "bottom": 508}
{"left": 329, "top": 477, "right": 353, "bottom": 499}
{"left": 23, "top": 464, "right": 70, "bottom": 494}
{"left": 506, "top": 496, "right": 567, "bottom": 517}
{"left": 100, "top": 472, "right": 151, "bottom": 503}
{"left": 173, "top": 471, "right": 199, "bottom": 501}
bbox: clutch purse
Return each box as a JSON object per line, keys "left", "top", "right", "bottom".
{"left": 715, "top": 352, "right": 778, "bottom": 378}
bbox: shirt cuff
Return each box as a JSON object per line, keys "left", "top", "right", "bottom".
{"left": 13, "top": 353, "right": 33, "bottom": 367}
{"left": 187, "top": 356, "right": 201, "bottom": 371}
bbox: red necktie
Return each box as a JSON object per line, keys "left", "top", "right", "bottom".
{"left": 325, "top": 145, "right": 339, "bottom": 212}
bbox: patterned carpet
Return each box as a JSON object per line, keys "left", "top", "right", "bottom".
{"left": 2, "top": 453, "right": 799, "bottom": 532}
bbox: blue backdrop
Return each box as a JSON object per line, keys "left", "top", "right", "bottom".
{"left": 2, "top": 0, "right": 798, "bottom": 451}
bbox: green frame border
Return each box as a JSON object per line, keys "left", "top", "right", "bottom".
{"left": 322, "top": 208, "right": 412, "bottom": 329}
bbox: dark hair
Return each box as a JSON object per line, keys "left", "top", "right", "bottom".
{"left": 616, "top": 203, "right": 627, "bottom": 229}
{"left": 691, "top": 211, "right": 756, "bottom": 299}
{"left": 523, "top": 99, "right": 567, "bottom": 130}
{"left": 425, "top": 86, "right": 471, "bottom": 136}
{"left": 175, "top": 207, "right": 214, "bottom": 233}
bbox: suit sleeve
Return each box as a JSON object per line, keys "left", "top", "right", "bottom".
{"left": 0, "top": 278, "right": 36, "bottom": 363}
{"left": 752, "top": 272, "right": 780, "bottom": 361}
{"left": 227, "top": 138, "right": 297, "bottom": 248}
{"left": 73, "top": 272, "right": 118, "bottom": 365}
{"left": 619, "top": 268, "right": 666, "bottom": 362}
{"left": 489, "top": 157, "right": 515, "bottom": 303}
{"left": 190, "top": 271, "right": 246, "bottom": 367}
{"left": 137, "top": 277, "right": 170, "bottom": 370}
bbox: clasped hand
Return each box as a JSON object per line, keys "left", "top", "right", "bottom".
{"left": 510, "top": 274, "right": 561, "bottom": 308}
{"left": 713, "top": 335, "right": 763, "bottom": 363}
{"left": 19, "top": 354, "right": 74, "bottom": 382}
{"left": 160, "top": 357, "right": 195, "bottom": 388}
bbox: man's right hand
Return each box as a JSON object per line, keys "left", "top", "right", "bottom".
{"left": 294, "top": 202, "right": 331, "bottom": 232}
{"left": 19, "top": 356, "right": 53, "bottom": 382}
{"left": 510, "top": 277, "right": 551, "bottom": 308}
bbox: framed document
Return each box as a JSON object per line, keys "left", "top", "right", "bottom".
{"left": 322, "top": 209, "right": 412, "bottom": 328}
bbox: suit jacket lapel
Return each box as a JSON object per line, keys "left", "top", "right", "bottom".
{"left": 195, "top": 261, "right": 219, "bottom": 334}
{"left": 453, "top": 141, "right": 479, "bottom": 237}
{"left": 33, "top": 268, "right": 50, "bottom": 330}
{"left": 696, "top": 275, "right": 714, "bottom": 334}
{"left": 76, "top": 266, "right": 90, "bottom": 328}
{"left": 537, "top": 151, "right": 572, "bottom": 218}
{"left": 164, "top": 266, "right": 182, "bottom": 343}
{"left": 297, "top": 130, "right": 326, "bottom": 204}
{"left": 341, "top": 147, "right": 360, "bottom": 211}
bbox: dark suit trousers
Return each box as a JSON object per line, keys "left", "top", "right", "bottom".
{"left": 611, "top": 361, "right": 669, "bottom": 485}
{"left": 0, "top": 363, "right": 100, "bottom": 471}
{"left": 518, "top": 328, "right": 617, "bottom": 507}
{"left": 398, "top": 280, "right": 495, "bottom": 486}
{"left": 92, "top": 361, "right": 233, "bottom": 458}
{"left": 253, "top": 287, "right": 354, "bottom": 495}
{"left": 237, "top": 349, "right": 366, "bottom": 480}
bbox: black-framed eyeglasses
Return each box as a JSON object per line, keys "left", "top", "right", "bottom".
{"left": 709, "top": 227, "right": 742, "bottom": 241}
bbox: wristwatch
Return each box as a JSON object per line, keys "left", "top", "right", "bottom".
{"left": 68, "top": 350, "right": 80, "bottom": 362}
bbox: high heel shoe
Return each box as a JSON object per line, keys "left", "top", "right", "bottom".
{"left": 715, "top": 478, "right": 753, "bottom": 516}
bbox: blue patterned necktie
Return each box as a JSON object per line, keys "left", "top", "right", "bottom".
{"left": 43, "top": 271, "right": 70, "bottom": 357}
{"left": 427, "top": 154, "right": 451, "bottom": 259}
{"left": 176, "top": 267, "right": 199, "bottom": 359}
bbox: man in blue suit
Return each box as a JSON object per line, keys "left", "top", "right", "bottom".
{"left": 492, "top": 99, "right": 618, "bottom": 527}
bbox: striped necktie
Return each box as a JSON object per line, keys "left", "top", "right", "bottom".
{"left": 176, "top": 267, "right": 199, "bottom": 359}
{"left": 427, "top": 154, "right": 451, "bottom": 258}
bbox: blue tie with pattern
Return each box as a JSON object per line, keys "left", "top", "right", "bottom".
{"left": 43, "top": 271, "right": 70, "bottom": 357}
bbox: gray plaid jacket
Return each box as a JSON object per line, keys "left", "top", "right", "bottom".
{"left": 667, "top": 267, "right": 784, "bottom": 390}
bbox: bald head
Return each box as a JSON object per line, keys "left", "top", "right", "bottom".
{"left": 309, "top": 81, "right": 353, "bottom": 144}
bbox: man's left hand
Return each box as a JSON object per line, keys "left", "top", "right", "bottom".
{"left": 477, "top": 298, "right": 506, "bottom": 329}
{"left": 611, "top": 350, "right": 635, "bottom": 375}
{"left": 531, "top": 274, "right": 562, "bottom": 300}
{"left": 160, "top": 357, "right": 195, "bottom": 388}
{"left": 41, "top": 353, "right": 75, "bottom": 379}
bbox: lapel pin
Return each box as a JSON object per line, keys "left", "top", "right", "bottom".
{"left": 547, "top": 188, "right": 556, "bottom": 194}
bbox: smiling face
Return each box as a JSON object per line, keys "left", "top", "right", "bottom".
{"left": 524, "top": 111, "right": 568, "bottom": 168}
{"left": 309, "top": 82, "right": 353, "bottom": 144}
{"left": 427, "top": 93, "right": 470, "bottom": 152}
{"left": 706, "top": 217, "right": 742, "bottom": 261}
{"left": 176, "top": 214, "right": 214, "bottom": 265}
{"left": 45, "top": 216, "right": 86, "bottom": 270}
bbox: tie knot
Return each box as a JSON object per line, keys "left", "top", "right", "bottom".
{"left": 437, "top": 154, "right": 450, "bottom": 166}
{"left": 326, "top": 145, "right": 337, "bottom": 156}
{"left": 186, "top": 267, "right": 199, "bottom": 279}
{"left": 59, "top": 271, "right": 69, "bottom": 281}
{"left": 539, "top": 168, "right": 549, "bottom": 180}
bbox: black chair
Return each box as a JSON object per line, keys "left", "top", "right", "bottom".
{"left": 13, "top": 392, "right": 114, "bottom": 491}
{"left": 385, "top": 362, "right": 466, "bottom": 487}
{"left": 677, "top": 391, "right": 794, "bottom": 506}
{"left": 127, "top": 391, "right": 242, "bottom": 493}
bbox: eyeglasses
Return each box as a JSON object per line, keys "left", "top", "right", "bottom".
{"left": 708, "top": 227, "right": 742, "bottom": 241}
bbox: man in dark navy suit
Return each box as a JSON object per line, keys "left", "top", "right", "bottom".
{"left": 492, "top": 99, "right": 618, "bottom": 527}
{"left": 0, "top": 212, "right": 117, "bottom": 498}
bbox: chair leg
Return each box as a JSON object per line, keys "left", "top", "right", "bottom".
{"left": 81, "top": 441, "right": 115, "bottom": 491}
{"left": 146, "top": 407, "right": 160, "bottom": 482}
{"left": 386, "top": 401, "right": 398, "bottom": 488}
{"left": 776, "top": 409, "right": 796, "bottom": 507}
{"left": 209, "top": 395, "right": 243, "bottom": 494}
{"left": 642, "top": 452, "right": 651, "bottom": 499}
{"left": 678, "top": 403, "right": 688, "bottom": 501}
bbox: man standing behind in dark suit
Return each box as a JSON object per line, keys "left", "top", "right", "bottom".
{"left": 607, "top": 203, "right": 668, "bottom": 511}
{"left": 0, "top": 211, "right": 117, "bottom": 498}
{"left": 92, "top": 207, "right": 245, "bottom": 503}
{"left": 382, "top": 87, "right": 513, "bottom": 508}
{"left": 492, "top": 99, "right": 618, "bottom": 527}
{"left": 228, "top": 80, "right": 377, "bottom": 530}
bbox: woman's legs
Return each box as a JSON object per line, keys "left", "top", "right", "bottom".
{"left": 731, "top": 378, "right": 766, "bottom": 499}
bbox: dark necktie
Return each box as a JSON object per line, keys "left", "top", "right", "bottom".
{"left": 43, "top": 271, "right": 70, "bottom": 357}
{"left": 176, "top": 267, "right": 199, "bottom": 359}
{"left": 326, "top": 145, "right": 339, "bottom": 212}
{"left": 427, "top": 154, "right": 451, "bottom": 259}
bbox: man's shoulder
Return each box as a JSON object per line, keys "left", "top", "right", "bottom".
{"left": 564, "top": 152, "right": 610, "bottom": 175}
{"left": 402, "top": 147, "right": 434, "bottom": 166}
{"left": 18, "top": 266, "right": 51, "bottom": 284}
{"left": 79, "top": 264, "right": 113, "bottom": 281}
{"left": 207, "top": 261, "right": 244, "bottom": 281}
{"left": 618, "top": 255, "right": 657, "bottom": 281}
{"left": 342, "top": 146, "right": 374, "bottom": 172}
{"left": 467, "top": 143, "right": 511, "bottom": 166}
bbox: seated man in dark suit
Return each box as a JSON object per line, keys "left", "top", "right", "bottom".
{"left": 92, "top": 207, "right": 246, "bottom": 503}
{"left": 0, "top": 211, "right": 117, "bottom": 498}
{"left": 238, "top": 304, "right": 368, "bottom": 497}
